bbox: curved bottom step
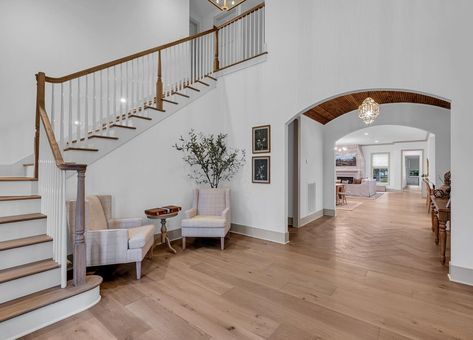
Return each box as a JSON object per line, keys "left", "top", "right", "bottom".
{"left": 0, "top": 275, "right": 102, "bottom": 340}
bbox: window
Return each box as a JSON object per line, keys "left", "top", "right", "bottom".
{"left": 372, "top": 153, "right": 389, "bottom": 184}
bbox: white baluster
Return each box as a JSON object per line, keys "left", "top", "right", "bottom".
{"left": 76, "top": 78, "right": 81, "bottom": 143}
{"left": 93, "top": 73, "right": 96, "bottom": 134}
{"left": 106, "top": 68, "right": 111, "bottom": 135}
{"left": 51, "top": 84, "right": 56, "bottom": 133}
{"left": 60, "top": 83, "right": 64, "bottom": 147}
{"left": 68, "top": 81, "right": 72, "bottom": 146}
{"left": 84, "top": 75, "right": 89, "bottom": 145}
{"left": 99, "top": 71, "right": 103, "bottom": 134}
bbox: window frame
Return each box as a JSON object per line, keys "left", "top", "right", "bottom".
{"left": 371, "top": 152, "right": 390, "bottom": 186}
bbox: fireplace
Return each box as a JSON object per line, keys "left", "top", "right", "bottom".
{"left": 337, "top": 176, "right": 354, "bottom": 184}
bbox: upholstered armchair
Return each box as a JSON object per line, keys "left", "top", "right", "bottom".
{"left": 181, "top": 188, "right": 231, "bottom": 250}
{"left": 66, "top": 195, "right": 155, "bottom": 279}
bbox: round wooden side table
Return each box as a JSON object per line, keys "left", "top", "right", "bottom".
{"left": 145, "top": 211, "right": 179, "bottom": 254}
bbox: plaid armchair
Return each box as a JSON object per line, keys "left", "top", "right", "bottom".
{"left": 66, "top": 195, "right": 155, "bottom": 279}
{"left": 181, "top": 188, "right": 231, "bottom": 250}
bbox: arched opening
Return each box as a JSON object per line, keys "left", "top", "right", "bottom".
{"left": 285, "top": 89, "right": 451, "bottom": 261}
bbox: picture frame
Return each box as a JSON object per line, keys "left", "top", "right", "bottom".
{"left": 252, "top": 156, "right": 271, "bottom": 184}
{"left": 252, "top": 125, "right": 271, "bottom": 154}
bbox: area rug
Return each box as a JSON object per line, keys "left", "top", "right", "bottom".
{"left": 337, "top": 201, "right": 363, "bottom": 211}
{"left": 349, "top": 192, "right": 385, "bottom": 200}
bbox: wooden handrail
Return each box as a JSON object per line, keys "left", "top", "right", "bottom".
{"left": 43, "top": 2, "right": 265, "bottom": 84}
{"left": 44, "top": 28, "right": 217, "bottom": 84}
{"left": 216, "top": 2, "right": 265, "bottom": 29}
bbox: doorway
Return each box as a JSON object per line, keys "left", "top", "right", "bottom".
{"left": 402, "top": 150, "right": 424, "bottom": 191}
{"left": 287, "top": 118, "right": 299, "bottom": 228}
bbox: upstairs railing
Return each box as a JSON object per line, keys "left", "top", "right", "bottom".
{"left": 33, "top": 3, "right": 265, "bottom": 288}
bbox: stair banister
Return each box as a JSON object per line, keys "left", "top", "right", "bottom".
{"left": 35, "top": 72, "right": 88, "bottom": 287}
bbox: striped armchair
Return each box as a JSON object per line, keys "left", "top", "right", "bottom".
{"left": 181, "top": 188, "right": 231, "bottom": 250}
{"left": 66, "top": 195, "right": 155, "bottom": 279}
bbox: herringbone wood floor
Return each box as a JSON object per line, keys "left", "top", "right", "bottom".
{"left": 25, "top": 191, "right": 473, "bottom": 339}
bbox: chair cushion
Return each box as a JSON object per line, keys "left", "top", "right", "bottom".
{"left": 182, "top": 215, "right": 226, "bottom": 228}
{"left": 85, "top": 195, "right": 108, "bottom": 231}
{"left": 197, "top": 189, "right": 226, "bottom": 216}
{"left": 128, "top": 224, "right": 155, "bottom": 249}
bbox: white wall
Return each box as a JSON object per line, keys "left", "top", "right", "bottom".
{"left": 0, "top": 0, "right": 189, "bottom": 164}
{"left": 362, "top": 141, "right": 427, "bottom": 191}
{"left": 426, "top": 133, "right": 437, "bottom": 185}
{"left": 299, "top": 115, "right": 324, "bottom": 219}
{"left": 67, "top": 86, "right": 225, "bottom": 234}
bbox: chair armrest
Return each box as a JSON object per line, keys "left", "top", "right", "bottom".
{"left": 109, "top": 217, "right": 143, "bottom": 229}
{"left": 185, "top": 208, "right": 197, "bottom": 219}
{"left": 221, "top": 208, "right": 230, "bottom": 221}
{"left": 85, "top": 229, "right": 129, "bottom": 265}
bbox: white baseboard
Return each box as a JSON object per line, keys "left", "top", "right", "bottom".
{"left": 323, "top": 209, "right": 336, "bottom": 217}
{"left": 298, "top": 209, "right": 324, "bottom": 227}
{"left": 449, "top": 263, "right": 473, "bottom": 286}
{"left": 230, "top": 223, "right": 289, "bottom": 244}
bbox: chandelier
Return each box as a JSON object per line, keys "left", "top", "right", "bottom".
{"left": 208, "top": 0, "right": 246, "bottom": 11}
{"left": 358, "top": 97, "right": 380, "bottom": 125}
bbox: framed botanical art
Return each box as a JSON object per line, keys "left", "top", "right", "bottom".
{"left": 252, "top": 125, "right": 271, "bottom": 154}
{"left": 252, "top": 156, "right": 270, "bottom": 184}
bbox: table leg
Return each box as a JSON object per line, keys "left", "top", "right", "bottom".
{"left": 433, "top": 213, "right": 439, "bottom": 245}
{"left": 439, "top": 220, "right": 447, "bottom": 265}
{"left": 160, "top": 218, "right": 177, "bottom": 254}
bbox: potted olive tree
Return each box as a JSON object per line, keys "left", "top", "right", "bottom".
{"left": 174, "top": 130, "right": 245, "bottom": 188}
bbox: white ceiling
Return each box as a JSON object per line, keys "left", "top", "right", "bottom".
{"left": 336, "top": 125, "right": 429, "bottom": 146}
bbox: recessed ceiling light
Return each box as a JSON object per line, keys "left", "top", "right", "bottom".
{"left": 342, "top": 147, "right": 347, "bottom": 151}
{"left": 364, "top": 132, "right": 369, "bottom": 136}
{"left": 375, "top": 140, "right": 379, "bottom": 143}
{"left": 120, "top": 97, "right": 127, "bottom": 104}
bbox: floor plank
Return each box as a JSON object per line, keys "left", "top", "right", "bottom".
{"left": 24, "top": 191, "right": 473, "bottom": 339}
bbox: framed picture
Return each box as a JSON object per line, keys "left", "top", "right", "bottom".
{"left": 252, "top": 125, "right": 271, "bottom": 153}
{"left": 252, "top": 156, "right": 271, "bottom": 184}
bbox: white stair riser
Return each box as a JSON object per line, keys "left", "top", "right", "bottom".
{"left": 0, "top": 268, "right": 60, "bottom": 304}
{"left": 0, "top": 181, "right": 38, "bottom": 196}
{"left": 0, "top": 285, "right": 100, "bottom": 340}
{"left": 0, "top": 241, "right": 52, "bottom": 270}
{"left": 0, "top": 199, "right": 41, "bottom": 216}
{"left": 0, "top": 218, "right": 46, "bottom": 242}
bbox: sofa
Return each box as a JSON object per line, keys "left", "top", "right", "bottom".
{"left": 343, "top": 179, "right": 377, "bottom": 197}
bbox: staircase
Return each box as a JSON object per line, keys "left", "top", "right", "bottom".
{"left": 0, "top": 178, "right": 101, "bottom": 339}
{"left": 0, "top": 3, "right": 265, "bottom": 339}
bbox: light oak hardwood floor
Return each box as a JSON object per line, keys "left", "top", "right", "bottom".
{"left": 24, "top": 191, "right": 473, "bottom": 339}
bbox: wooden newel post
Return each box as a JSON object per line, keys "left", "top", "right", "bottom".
{"left": 213, "top": 27, "right": 220, "bottom": 72}
{"left": 34, "top": 72, "right": 46, "bottom": 180}
{"left": 156, "top": 50, "right": 163, "bottom": 111}
{"left": 73, "top": 167, "right": 87, "bottom": 286}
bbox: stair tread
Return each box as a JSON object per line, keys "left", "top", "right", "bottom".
{"left": 0, "top": 275, "right": 102, "bottom": 322}
{"left": 0, "top": 195, "right": 41, "bottom": 202}
{"left": 0, "top": 259, "right": 59, "bottom": 284}
{"left": 0, "top": 177, "right": 37, "bottom": 182}
{"left": 64, "top": 146, "right": 99, "bottom": 152}
{"left": 0, "top": 213, "right": 46, "bottom": 225}
{"left": 0, "top": 234, "right": 52, "bottom": 251}
{"left": 111, "top": 124, "right": 137, "bottom": 130}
